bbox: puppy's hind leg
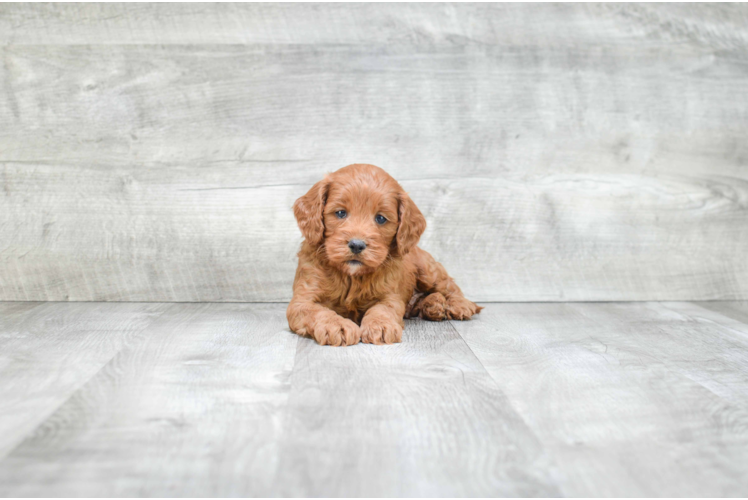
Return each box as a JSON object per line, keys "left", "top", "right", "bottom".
{"left": 411, "top": 247, "right": 483, "bottom": 321}
{"left": 445, "top": 295, "right": 483, "bottom": 320}
{"left": 407, "top": 291, "right": 448, "bottom": 321}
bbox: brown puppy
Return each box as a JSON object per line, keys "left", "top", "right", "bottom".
{"left": 287, "top": 164, "right": 482, "bottom": 346}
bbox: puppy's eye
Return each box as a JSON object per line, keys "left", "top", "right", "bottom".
{"left": 375, "top": 214, "right": 387, "bottom": 225}
{"left": 335, "top": 210, "right": 347, "bottom": 219}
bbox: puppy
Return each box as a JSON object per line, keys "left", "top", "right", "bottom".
{"left": 287, "top": 163, "right": 482, "bottom": 346}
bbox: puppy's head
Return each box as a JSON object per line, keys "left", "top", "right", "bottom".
{"left": 293, "top": 164, "right": 426, "bottom": 276}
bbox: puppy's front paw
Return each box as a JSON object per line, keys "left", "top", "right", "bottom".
{"left": 446, "top": 296, "right": 483, "bottom": 320}
{"left": 312, "top": 315, "right": 361, "bottom": 346}
{"left": 361, "top": 316, "right": 403, "bottom": 345}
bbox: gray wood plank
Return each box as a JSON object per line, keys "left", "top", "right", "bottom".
{"left": 0, "top": 303, "right": 298, "bottom": 497}
{"left": 2, "top": 159, "right": 747, "bottom": 302}
{"left": 1, "top": 4, "right": 746, "bottom": 47}
{"left": 697, "top": 301, "right": 748, "bottom": 327}
{"left": 273, "top": 318, "right": 560, "bottom": 497}
{"left": 655, "top": 301, "right": 748, "bottom": 408}
{"left": 451, "top": 302, "right": 748, "bottom": 497}
{"left": 0, "top": 301, "right": 44, "bottom": 329}
{"left": 3, "top": 40, "right": 748, "bottom": 180}
{"left": 0, "top": 301, "right": 170, "bottom": 460}
{"left": 3, "top": 301, "right": 748, "bottom": 496}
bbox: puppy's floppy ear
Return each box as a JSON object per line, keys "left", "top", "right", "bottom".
{"left": 395, "top": 191, "right": 426, "bottom": 255}
{"left": 293, "top": 177, "right": 329, "bottom": 246}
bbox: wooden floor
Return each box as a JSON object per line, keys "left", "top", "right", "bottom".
{"left": 1, "top": 302, "right": 747, "bottom": 497}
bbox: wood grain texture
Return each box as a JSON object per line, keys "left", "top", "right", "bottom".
{"left": 451, "top": 302, "right": 748, "bottom": 497}
{"left": 0, "top": 302, "right": 559, "bottom": 497}
{"left": 0, "top": 301, "right": 170, "bottom": 460}
{"left": 2, "top": 162, "right": 746, "bottom": 301}
{"left": 1, "top": 3, "right": 748, "bottom": 301}
{"left": 2, "top": 301, "right": 748, "bottom": 496}
{"left": 1, "top": 4, "right": 747, "bottom": 47}
{"left": 0, "top": 303, "right": 298, "bottom": 497}
{"left": 698, "top": 300, "right": 748, "bottom": 326}
{"left": 274, "top": 317, "right": 559, "bottom": 497}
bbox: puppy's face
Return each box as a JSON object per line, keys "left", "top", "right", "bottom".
{"left": 322, "top": 179, "right": 399, "bottom": 275}
{"left": 294, "top": 164, "right": 426, "bottom": 276}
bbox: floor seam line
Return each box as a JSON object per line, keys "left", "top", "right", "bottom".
{"left": 0, "top": 302, "right": 178, "bottom": 462}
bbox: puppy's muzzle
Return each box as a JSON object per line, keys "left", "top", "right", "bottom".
{"left": 348, "top": 239, "right": 367, "bottom": 254}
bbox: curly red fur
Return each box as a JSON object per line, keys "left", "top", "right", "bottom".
{"left": 287, "top": 164, "right": 482, "bottom": 346}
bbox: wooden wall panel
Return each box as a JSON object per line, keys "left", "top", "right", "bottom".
{"left": 1, "top": 3, "right": 747, "bottom": 301}
{"left": 2, "top": 4, "right": 747, "bottom": 48}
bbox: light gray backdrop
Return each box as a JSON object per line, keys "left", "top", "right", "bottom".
{"left": 1, "top": 3, "right": 747, "bottom": 302}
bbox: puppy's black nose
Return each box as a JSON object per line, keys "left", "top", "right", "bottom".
{"left": 348, "top": 239, "right": 367, "bottom": 254}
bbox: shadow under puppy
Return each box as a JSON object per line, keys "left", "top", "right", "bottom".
{"left": 288, "top": 163, "right": 482, "bottom": 346}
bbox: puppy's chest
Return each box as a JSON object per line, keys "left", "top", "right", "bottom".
{"left": 325, "top": 279, "right": 380, "bottom": 321}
